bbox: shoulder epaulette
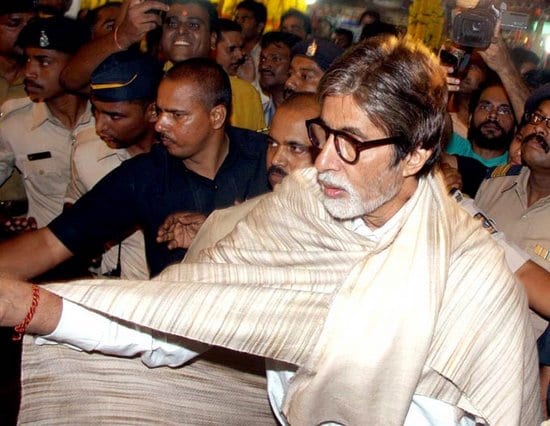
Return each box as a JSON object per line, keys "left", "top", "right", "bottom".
{"left": 0, "top": 97, "right": 32, "bottom": 121}
{"left": 485, "top": 163, "right": 523, "bottom": 179}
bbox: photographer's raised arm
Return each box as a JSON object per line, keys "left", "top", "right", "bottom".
{"left": 0, "top": 228, "right": 72, "bottom": 280}
{"left": 60, "top": 0, "right": 168, "bottom": 93}
{"left": 479, "top": 22, "right": 530, "bottom": 122}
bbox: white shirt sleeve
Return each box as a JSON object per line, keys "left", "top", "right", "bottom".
{"left": 35, "top": 299, "right": 210, "bottom": 368}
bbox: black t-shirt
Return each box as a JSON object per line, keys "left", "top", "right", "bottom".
{"left": 455, "top": 154, "right": 488, "bottom": 198}
{"left": 49, "top": 126, "right": 269, "bottom": 277}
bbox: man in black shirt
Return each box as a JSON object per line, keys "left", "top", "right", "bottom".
{"left": 0, "top": 58, "right": 269, "bottom": 278}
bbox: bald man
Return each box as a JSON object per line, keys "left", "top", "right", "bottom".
{"left": 158, "top": 93, "right": 321, "bottom": 259}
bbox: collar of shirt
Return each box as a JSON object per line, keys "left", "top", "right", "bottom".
{"left": 344, "top": 206, "right": 407, "bottom": 243}
{"left": 31, "top": 100, "right": 93, "bottom": 131}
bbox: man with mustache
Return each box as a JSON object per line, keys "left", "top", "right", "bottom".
{"left": 61, "top": 0, "right": 265, "bottom": 132}
{"left": 161, "top": 93, "right": 320, "bottom": 254}
{"left": 258, "top": 31, "right": 300, "bottom": 125}
{"left": 475, "top": 83, "right": 550, "bottom": 417}
{"left": 0, "top": 0, "right": 36, "bottom": 234}
{"left": 283, "top": 38, "right": 343, "bottom": 100}
{"left": 0, "top": 58, "right": 269, "bottom": 280}
{"left": 475, "top": 84, "right": 550, "bottom": 332}
{"left": 0, "top": 17, "right": 91, "bottom": 232}
{"left": 212, "top": 18, "right": 265, "bottom": 132}
{"left": 446, "top": 82, "right": 516, "bottom": 167}
{"left": 0, "top": 37, "right": 539, "bottom": 425}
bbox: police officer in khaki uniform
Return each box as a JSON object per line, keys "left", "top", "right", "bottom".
{"left": 0, "top": 0, "right": 37, "bottom": 221}
{"left": 0, "top": 16, "right": 92, "bottom": 232}
{"left": 475, "top": 84, "right": 550, "bottom": 342}
{"left": 475, "top": 84, "right": 550, "bottom": 273}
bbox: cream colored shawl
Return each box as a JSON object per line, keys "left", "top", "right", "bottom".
{"left": 22, "top": 168, "right": 539, "bottom": 425}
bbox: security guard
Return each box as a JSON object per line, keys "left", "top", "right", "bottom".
{"left": 475, "top": 83, "right": 550, "bottom": 339}
{"left": 0, "top": 16, "right": 92, "bottom": 231}
{"left": 67, "top": 50, "right": 163, "bottom": 279}
{"left": 475, "top": 84, "right": 550, "bottom": 273}
{"left": 0, "top": 0, "right": 37, "bottom": 223}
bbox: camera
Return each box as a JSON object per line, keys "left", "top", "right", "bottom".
{"left": 450, "top": 3, "right": 529, "bottom": 50}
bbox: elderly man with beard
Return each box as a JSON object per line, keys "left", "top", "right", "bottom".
{"left": 0, "top": 36, "right": 540, "bottom": 425}
{"left": 446, "top": 82, "right": 516, "bottom": 167}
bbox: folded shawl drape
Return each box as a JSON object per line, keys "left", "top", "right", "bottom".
{"left": 21, "top": 168, "right": 539, "bottom": 425}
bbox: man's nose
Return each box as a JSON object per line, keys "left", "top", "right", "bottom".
{"left": 271, "top": 145, "right": 288, "bottom": 167}
{"left": 314, "top": 134, "right": 339, "bottom": 172}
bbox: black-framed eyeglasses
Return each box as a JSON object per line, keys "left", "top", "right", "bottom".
{"left": 525, "top": 111, "right": 550, "bottom": 129}
{"left": 306, "top": 117, "right": 405, "bottom": 164}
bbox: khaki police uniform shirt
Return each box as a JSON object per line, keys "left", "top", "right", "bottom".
{"left": 65, "top": 126, "right": 149, "bottom": 279}
{"left": 0, "top": 73, "right": 28, "bottom": 202}
{"left": 475, "top": 165, "right": 550, "bottom": 272}
{"left": 0, "top": 98, "right": 93, "bottom": 227}
{"left": 476, "top": 165, "right": 550, "bottom": 336}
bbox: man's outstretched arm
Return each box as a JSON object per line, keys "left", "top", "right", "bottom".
{"left": 0, "top": 277, "right": 61, "bottom": 335}
{"left": 0, "top": 228, "right": 72, "bottom": 280}
{"left": 0, "top": 277, "right": 207, "bottom": 366}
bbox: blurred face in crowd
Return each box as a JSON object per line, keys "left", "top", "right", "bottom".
{"left": 23, "top": 47, "right": 71, "bottom": 102}
{"left": 259, "top": 42, "right": 291, "bottom": 91}
{"left": 90, "top": 4, "right": 120, "bottom": 39}
{"left": 509, "top": 127, "right": 524, "bottom": 165}
{"left": 284, "top": 56, "right": 323, "bottom": 99}
{"left": 314, "top": 95, "right": 409, "bottom": 225}
{"left": 92, "top": 98, "right": 152, "bottom": 149}
{"left": 281, "top": 15, "right": 307, "bottom": 40}
{"left": 469, "top": 85, "right": 515, "bottom": 152}
{"left": 215, "top": 30, "right": 245, "bottom": 76}
{"left": 331, "top": 32, "right": 352, "bottom": 49}
{"left": 0, "top": 12, "right": 35, "bottom": 58}
{"left": 161, "top": 3, "right": 215, "bottom": 64}
{"left": 521, "top": 99, "right": 550, "bottom": 169}
{"left": 154, "top": 77, "right": 221, "bottom": 161}
{"left": 266, "top": 96, "right": 319, "bottom": 187}
{"left": 234, "top": 7, "right": 262, "bottom": 43}
{"left": 459, "top": 62, "right": 486, "bottom": 94}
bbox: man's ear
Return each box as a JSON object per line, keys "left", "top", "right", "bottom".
{"left": 210, "top": 32, "right": 217, "bottom": 50}
{"left": 145, "top": 102, "right": 157, "bottom": 123}
{"left": 402, "top": 148, "right": 433, "bottom": 177}
{"left": 210, "top": 104, "right": 227, "bottom": 129}
{"left": 257, "top": 22, "right": 265, "bottom": 36}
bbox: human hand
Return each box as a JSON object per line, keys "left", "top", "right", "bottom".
{"left": 115, "top": 0, "right": 169, "bottom": 50}
{"left": 478, "top": 20, "right": 508, "bottom": 71}
{"left": 2, "top": 216, "right": 37, "bottom": 234}
{"left": 444, "top": 66, "right": 461, "bottom": 93}
{"left": 439, "top": 161, "right": 463, "bottom": 193}
{"left": 156, "top": 211, "right": 207, "bottom": 250}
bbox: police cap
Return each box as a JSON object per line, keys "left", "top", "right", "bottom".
{"left": 91, "top": 50, "right": 163, "bottom": 102}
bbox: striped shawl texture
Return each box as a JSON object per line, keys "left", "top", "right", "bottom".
{"left": 21, "top": 168, "right": 540, "bottom": 425}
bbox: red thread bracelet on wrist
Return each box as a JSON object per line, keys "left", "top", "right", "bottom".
{"left": 12, "top": 284, "right": 40, "bottom": 341}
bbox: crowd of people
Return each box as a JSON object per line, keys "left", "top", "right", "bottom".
{"left": 0, "top": 0, "right": 549, "bottom": 424}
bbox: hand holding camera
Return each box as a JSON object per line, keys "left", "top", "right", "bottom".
{"left": 114, "top": 0, "right": 170, "bottom": 50}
